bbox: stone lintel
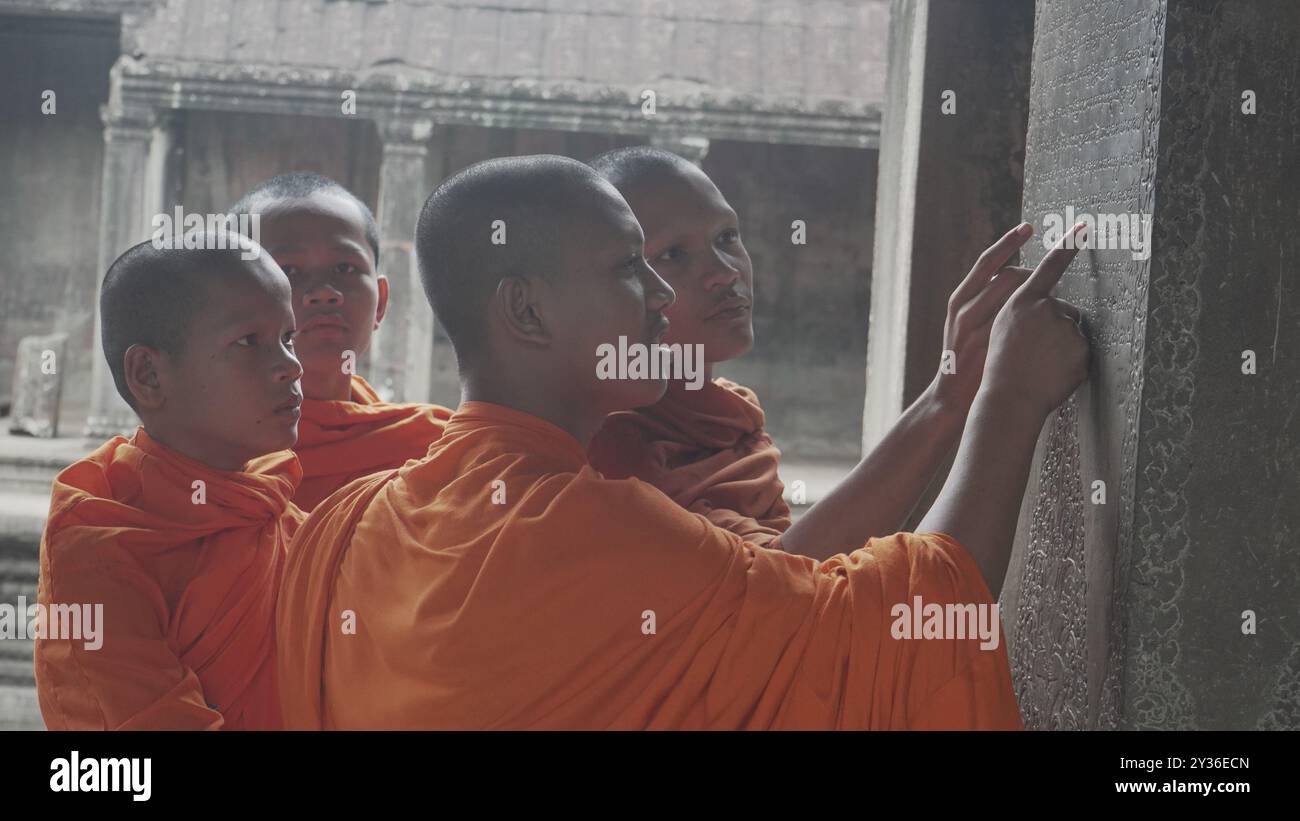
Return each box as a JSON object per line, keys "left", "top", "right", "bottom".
{"left": 114, "top": 61, "right": 880, "bottom": 150}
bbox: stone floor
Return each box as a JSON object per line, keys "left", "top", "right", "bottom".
{"left": 0, "top": 422, "right": 856, "bottom": 729}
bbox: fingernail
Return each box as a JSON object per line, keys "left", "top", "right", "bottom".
{"left": 1017, "top": 222, "right": 1032, "bottom": 237}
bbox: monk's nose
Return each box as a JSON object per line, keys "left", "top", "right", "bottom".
{"left": 275, "top": 345, "right": 304, "bottom": 382}
{"left": 642, "top": 261, "right": 675, "bottom": 310}
{"left": 303, "top": 282, "right": 343, "bottom": 305}
{"left": 703, "top": 250, "right": 741, "bottom": 291}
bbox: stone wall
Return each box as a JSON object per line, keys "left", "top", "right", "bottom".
{"left": 1002, "top": 0, "right": 1300, "bottom": 730}
{"left": 126, "top": 0, "right": 888, "bottom": 106}
{"left": 0, "top": 15, "right": 119, "bottom": 427}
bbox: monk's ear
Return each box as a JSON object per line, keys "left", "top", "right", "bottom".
{"left": 494, "top": 275, "right": 550, "bottom": 347}
{"left": 373, "top": 274, "right": 390, "bottom": 328}
{"left": 123, "top": 344, "right": 167, "bottom": 410}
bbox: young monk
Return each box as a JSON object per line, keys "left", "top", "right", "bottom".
{"left": 35, "top": 235, "right": 304, "bottom": 730}
{"left": 230, "top": 173, "right": 451, "bottom": 511}
{"left": 588, "top": 147, "right": 1041, "bottom": 557}
{"left": 278, "top": 155, "right": 1089, "bottom": 729}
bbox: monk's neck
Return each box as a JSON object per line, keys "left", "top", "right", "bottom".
{"left": 301, "top": 364, "right": 353, "bottom": 401}
{"left": 138, "top": 422, "right": 249, "bottom": 472}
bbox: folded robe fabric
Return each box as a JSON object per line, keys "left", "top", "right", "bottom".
{"left": 588, "top": 377, "right": 791, "bottom": 548}
{"left": 278, "top": 401, "right": 1022, "bottom": 730}
{"left": 35, "top": 428, "right": 303, "bottom": 730}
{"left": 293, "top": 375, "right": 452, "bottom": 511}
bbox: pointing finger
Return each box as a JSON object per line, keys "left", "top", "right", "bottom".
{"left": 950, "top": 223, "right": 1034, "bottom": 308}
{"left": 1018, "top": 222, "right": 1086, "bottom": 298}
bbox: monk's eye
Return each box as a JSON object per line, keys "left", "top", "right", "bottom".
{"left": 283, "top": 331, "right": 297, "bottom": 347}
{"left": 656, "top": 247, "right": 684, "bottom": 264}
{"left": 622, "top": 255, "right": 641, "bottom": 274}
{"left": 279, "top": 264, "right": 298, "bottom": 276}
{"left": 335, "top": 262, "right": 358, "bottom": 275}
{"left": 718, "top": 229, "right": 740, "bottom": 245}
{"left": 235, "top": 334, "right": 256, "bottom": 348}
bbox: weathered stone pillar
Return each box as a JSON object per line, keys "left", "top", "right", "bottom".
{"left": 85, "top": 92, "right": 173, "bottom": 437}
{"left": 1003, "top": 0, "right": 1300, "bottom": 730}
{"left": 862, "top": 0, "right": 1034, "bottom": 452}
{"left": 650, "top": 134, "right": 710, "bottom": 166}
{"left": 370, "top": 118, "right": 434, "bottom": 403}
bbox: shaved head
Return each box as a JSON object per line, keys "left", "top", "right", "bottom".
{"left": 230, "top": 171, "right": 380, "bottom": 264}
{"left": 415, "top": 154, "right": 631, "bottom": 366}
{"left": 100, "top": 236, "right": 269, "bottom": 410}
{"left": 588, "top": 146, "right": 698, "bottom": 196}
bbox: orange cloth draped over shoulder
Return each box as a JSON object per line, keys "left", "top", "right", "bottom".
{"left": 292, "top": 375, "right": 453, "bottom": 511}
{"left": 278, "top": 401, "right": 1022, "bottom": 730}
{"left": 34, "top": 428, "right": 303, "bottom": 730}
{"left": 588, "top": 378, "right": 791, "bottom": 547}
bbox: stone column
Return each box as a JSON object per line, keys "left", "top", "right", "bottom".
{"left": 650, "top": 134, "right": 710, "bottom": 166}
{"left": 369, "top": 118, "right": 433, "bottom": 403}
{"left": 85, "top": 98, "right": 172, "bottom": 437}
{"left": 1002, "top": 0, "right": 1300, "bottom": 730}
{"left": 861, "top": 0, "right": 1034, "bottom": 453}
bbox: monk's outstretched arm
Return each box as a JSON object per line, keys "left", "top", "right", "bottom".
{"left": 782, "top": 224, "right": 1039, "bottom": 560}
{"left": 779, "top": 380, "right": 966, "bottom": 560}
{"left": 917, "top": 227, "right": 1090, "bottom": 599}
{"left": 916, "top": 389, "right": 1045, "bottom": 600}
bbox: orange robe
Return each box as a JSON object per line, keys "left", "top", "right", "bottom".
{"left": 589, "top": 377, "right": 791, "bottom": 547}
{"left": 35, "top": 428, "right": 303, "bottom": 730}
{"left": 278, "top": 401, "right": 1021, "bottom": 730}
{"left": 293, "top": 375, "right": 452, "bottom": 511}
